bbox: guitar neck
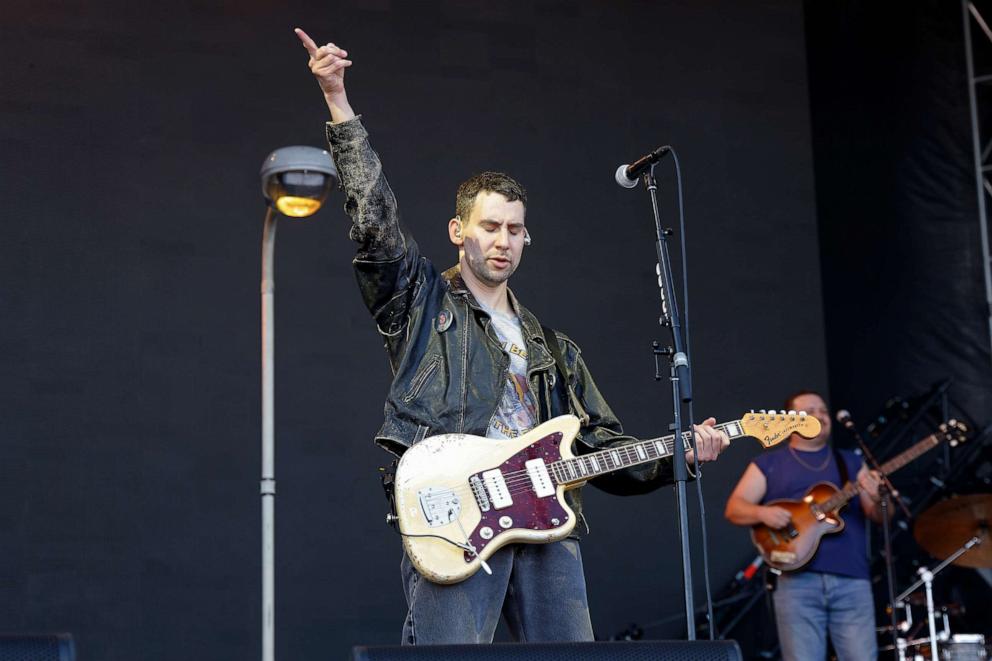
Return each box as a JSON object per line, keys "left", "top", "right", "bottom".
{"left": 819, "top": 432, "right": 942, "bottom": 512}
{"left": 551, "top": 420, "right": 748, "bottom": 487}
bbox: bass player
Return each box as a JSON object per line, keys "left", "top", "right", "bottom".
{"left": 295, "top": 27, "right": 731, "bottom": 645}
{"left": 724, "top": 390, "right": 885, "bottom": 660}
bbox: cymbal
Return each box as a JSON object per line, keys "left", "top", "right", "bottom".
{"left": 914, "top": 494, "right": 992, "bottom": 568}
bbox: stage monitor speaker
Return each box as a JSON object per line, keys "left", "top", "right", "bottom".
{"left": 0, "top": 634, "right": 75, "bottom": 661}
{"left": 352, "top": 640, "right": 742, "bottom": 661}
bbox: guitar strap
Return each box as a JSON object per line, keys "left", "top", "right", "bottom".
{"left": 540, "top": 325, "right": 590, "bottom": 426}
{"left": 832, "top": 444, "right": 849, "bottom": 485}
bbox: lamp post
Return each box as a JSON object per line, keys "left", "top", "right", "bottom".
{"left": 258, "top": 146, "right": 337, "bottom": 661}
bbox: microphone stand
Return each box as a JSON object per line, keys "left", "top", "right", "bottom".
{"left": 840, "top": 414, "right": 909, "bottom": 657}
{"left": 643, "top": 164, "right": 697, "bottom": 639}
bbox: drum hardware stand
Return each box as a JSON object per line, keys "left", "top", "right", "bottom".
{"left": 892, "top": 531, "right": 986, "bottom": 661}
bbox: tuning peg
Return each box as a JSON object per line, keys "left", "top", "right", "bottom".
{"left": 759, "top": 409, "right": 766, "bottom": 414}
{"left": 788, "top": 410, "right": 797, "bottom": 416}
{"left": 799, "top": 411, "right": 807, "bottom": 417}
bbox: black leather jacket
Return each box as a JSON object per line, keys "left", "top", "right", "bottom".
{"left": 326, "top": 117, "right": 678, "bottom": 525}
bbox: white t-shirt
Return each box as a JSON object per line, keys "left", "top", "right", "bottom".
{"left": 481, "top": 304, "right": 539, "bottom": 439}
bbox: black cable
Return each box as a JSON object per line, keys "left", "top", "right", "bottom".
{"left": 668, "top": 148, "right": 716, "bottom": 640}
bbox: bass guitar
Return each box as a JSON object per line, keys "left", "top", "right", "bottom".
{"left": 394, "top": 410, "right": 820, "bottom": 584}
{"left": 751, "top": 419, "right": 969, "bottom": 571}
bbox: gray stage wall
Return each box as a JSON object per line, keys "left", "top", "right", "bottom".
{"left": 1, "top": 1, "right": 824, "bottom": 659}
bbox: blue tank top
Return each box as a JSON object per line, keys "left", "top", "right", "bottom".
{"left": 753, "top": 445, "right": 870, "bottom": 579}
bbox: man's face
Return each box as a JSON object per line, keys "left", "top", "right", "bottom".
{"left": 792, "top": 393, "right": 831, "bottom": 444}
{"left": 456, "top": 191, "right": 527, "bottom": 287}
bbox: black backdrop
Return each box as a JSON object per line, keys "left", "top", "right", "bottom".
{"left": 806, "top": 0, "right": 992, "bottom": 436}
{"left": 4, "top": 1, "right": 826, "bottom": 659}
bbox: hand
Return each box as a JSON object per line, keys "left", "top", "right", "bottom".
{"left": 685, "top": 417, "right": 730, "bottom": 465}
{"left": 858, "top": 469, "right": 883, "bottom": 503}
{"left": 759, "top": 506, "right": 792, "bottom": 529}
{"left": 294, "top": 28, "right": 352, "bottom": 100}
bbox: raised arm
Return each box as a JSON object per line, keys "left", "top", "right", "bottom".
{"left": 295, "top": 28, "right": 433, "bottom": 355}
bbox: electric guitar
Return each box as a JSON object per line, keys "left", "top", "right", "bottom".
{"left": 751, "top": 419, "right": 969, "bottom": 571}
{"left": 394, "top": 410, "right": 819, "bottom": 584}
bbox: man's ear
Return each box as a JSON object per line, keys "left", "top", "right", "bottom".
{"left": 448, "top": 216, "right": 464, "bottom": 246}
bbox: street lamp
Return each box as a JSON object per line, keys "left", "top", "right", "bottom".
{"left": 258, "top": 146, "right": 337, "bottom": 661}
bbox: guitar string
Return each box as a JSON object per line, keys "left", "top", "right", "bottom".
{"left": 475, "top": 426, "right": 711, "bottom": 486}
{"left": 456, "top": 420, "right": 743, "bottom": 489}
{"left": 413, "top": 435, "right": 706, "bottom": 504}
{"left": 414, "top": 420, "right": 800, "bottom": 505}
{"left": 413, "top": 421, "right": 757, "bottom": 503}
{"left": 412, "top": 419, "right": 797, "bottom": 497}
{"left": 425, "top": 436, "right": 685, "bottom": 494}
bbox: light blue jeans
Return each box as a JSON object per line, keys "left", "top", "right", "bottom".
{"left": 400, "top": 539, "right": 595, "bottom": 644}
{"left": 773, "top": 571, "right": 877, "bottom": 661}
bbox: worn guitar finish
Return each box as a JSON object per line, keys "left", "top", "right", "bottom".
{"left": 395, "top": 411, "right": 818, "bottom": 584}
{"left": 751, "top": 420, "right": 969, "bottom": 571}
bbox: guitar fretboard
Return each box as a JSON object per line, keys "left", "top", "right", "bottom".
{"left": 818, "top": 432, "right": 942, "bottom": 513}
{"left": 549, "top": 421, "right": 745, "bottom": 485}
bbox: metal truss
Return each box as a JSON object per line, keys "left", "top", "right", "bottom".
{"left": 963, "top": 0, "right": 992, "bottom": 365}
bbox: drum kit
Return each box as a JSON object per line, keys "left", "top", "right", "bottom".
{"left": 880, "top": 494, "right": 991, "bottom": 661}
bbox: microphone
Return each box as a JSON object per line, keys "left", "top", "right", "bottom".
{"left": 835, "top": 409, "right": 855, "bottom": 429}
{"left": 614, "top": 145, "right": 671, "bottom": 188}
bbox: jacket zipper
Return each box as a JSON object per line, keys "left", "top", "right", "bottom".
{"left": 403, "top": 355, "right": 441, "bottom": 402}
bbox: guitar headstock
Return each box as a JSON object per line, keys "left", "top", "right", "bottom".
{"left": 739, "top": 410, "right": 822, "bottom": 448}
{"left": 937, "top": 419, "right": 969, "bottom": 447}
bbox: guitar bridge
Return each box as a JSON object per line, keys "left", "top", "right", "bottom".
{"left": 469, "top": 475, "right": 491, "bottom": 512}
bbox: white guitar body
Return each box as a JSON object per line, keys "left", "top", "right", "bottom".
{"left": 394, "top": 416, "right": 582, "bottom": 585}
{"left": 392, "top": 409, "right": 818, "bottom": 584}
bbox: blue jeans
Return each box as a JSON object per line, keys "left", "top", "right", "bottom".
{"left": 400, "top": 539, "right": 595, "bottom": 644}
{"left": 773, "top": 571, "right": 877, "bottom": 661}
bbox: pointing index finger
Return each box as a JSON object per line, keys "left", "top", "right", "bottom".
{"left": 294, "top": 27, "right": 319, "bottom": 56}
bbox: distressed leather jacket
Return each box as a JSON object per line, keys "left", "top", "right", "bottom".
{"left": 326, "top": 117, "right": 678, "bottom": 524}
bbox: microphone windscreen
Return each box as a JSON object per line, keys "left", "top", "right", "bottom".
{"left": 614, "top": 164, "right": 638, "bottom": 189}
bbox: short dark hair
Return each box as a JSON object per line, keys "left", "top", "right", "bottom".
{"left": 455, "top": 172, "right": 527, "bottom": 222}
{"left": 784, "top": 389, "right": 827, "bottom": 412}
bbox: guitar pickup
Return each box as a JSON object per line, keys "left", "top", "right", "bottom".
{"left": 524, "top": 459, "right": 554, "bottom": 498}
{"left": 469, "top": 475, "right": 491, "bottom": 512}
{"left": 482, "top": 469, "right": 513, "bottom": 509}
{"left": 786, "top": 524, "right": 799, "bottom": 539}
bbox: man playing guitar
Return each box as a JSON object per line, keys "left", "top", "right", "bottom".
{"left": 295, "top": 27, "right": 730, "bottom": 645}
{"left": 725, "top": 391, "right": 885, "bottom": 660}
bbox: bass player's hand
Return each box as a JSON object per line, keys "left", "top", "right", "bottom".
{"left": 758, "top": 505, "right": 792, "bottom": 529}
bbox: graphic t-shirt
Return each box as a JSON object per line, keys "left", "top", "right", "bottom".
{"left": 481, "top": 304, "right": 539, "bottom": 439}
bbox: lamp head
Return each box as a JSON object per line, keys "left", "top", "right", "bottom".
{"left": 260, "top": 146, "right": 338, "bottom": 218}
